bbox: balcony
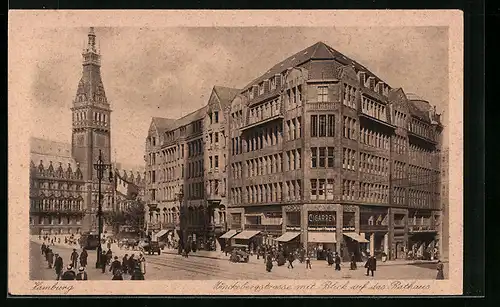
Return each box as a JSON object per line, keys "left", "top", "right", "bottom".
{"left": 408, "top": 224, "right": 437, "bottom": 233}
{"left": 241, "top": 114, "right": 284, "bottom": 132}
{"left": 30, "top": 208, "right": 85, "bottom": 215}
{"left": 360, "top": 224, "right": 389, "bottom": 232}
{"left": 408, "top": 131, "right": 438, "bottom": 145}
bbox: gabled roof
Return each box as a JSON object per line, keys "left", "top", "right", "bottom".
{"left": 407, "top": 93, "right": 432, "bottom": 123}
{"left": 242, "top": 41, "right": 386, "bottom": 92}
{"left": 213, "top": 86, "right": 241, "bottom": 108}
{"left": 168, "top": 105, "right": 209, "bottom": 132}
{"left": 151, "top": 117, "right": 176, "bottom": 132}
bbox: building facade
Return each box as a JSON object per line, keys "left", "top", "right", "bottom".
{"left": 226, "top": 42, "right": 444, "bottom": 260}
{"left": 144, "top": 86, "right": 239, "bottom": 249}
{"left": 29, "top": 27, "right": 145, "bottom": 236}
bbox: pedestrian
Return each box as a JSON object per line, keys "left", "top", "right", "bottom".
{"left": 53, "top": 253, "right": 63, "bottom": 280}
{"left": 76, "top": 267, "right": 88, "bottom": 280}
{"left": 299, "top": 248, "right": 305, "bottom": 263}
{"left": 100, "top": 251, "right": 108, "bottom": 273}
{"left": 110, "top": 256, "right": 123, "bottom": 280}
{"left": 130, "top": 264, "right": 145, "bottom": 280}
{"left": 350, "top": 253, "right": 357, "bottom": 270}
{"left": 138, "top": 253, "right": 146, "bottom": 277}
{"left": 79, "top": 249, "right": 88, "bottom": 268}
{"left": 128, "top": 254, "right": 136, "bottom": 275}
{"left": 327, "top": 249, "right": 334, "bottom": 266}
{"left": 256, "top": 246, "right": 260, "bottom": 260}
{"left": 287, "top": 252, "right": 294, "bottom": 269}
{"left": 106, "top": 248, "right": 113, "bottom": 265}
{"left": 436, "top": 260, "right": 445, "bottom": 280}
{"left": 122, "top": 254, "right": 129, "bottom": 275}
{"left": 364, "top": 255, "right": 376, "bottom": 277}
{"left": 305, "top": 254, "right": 312, "bottom": 269}
{"left": 41, "top": 242, "right": 47, "bottom": 255}
{"left": 266, "top": 254, "right": 273, "bottom": 272}
{"left": 334, "top": 253, "right": 341, "bottom": 271}
{"left": 70, "top": 248, "right": 79, "bottom": 269}
{"left": 46, "top": 248, "right": 54, "bottom": 268}
{"left": 60, "top": 265, "right": 76, "bottom": 280}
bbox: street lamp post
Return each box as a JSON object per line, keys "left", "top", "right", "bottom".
{"left": 176, "top": 188, "right": 186, "bottom": 251}
{"left": 93, "top": 149, "right": 113, "bottom": 268}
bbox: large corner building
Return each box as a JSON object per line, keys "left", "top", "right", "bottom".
{"left": 146, "top": 41, "right": 446, "bottom": 260}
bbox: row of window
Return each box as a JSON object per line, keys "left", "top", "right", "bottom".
{"left": 342, "top": 148, "right": 357, "bottom": 170}
{"left": 230, "top": 162, "right": 243, "bottom": 179}
{"left": 187, "top": 160, "right": 203, "bottom": 179}
{"left": 160, "top": 147, "right": 179, "bottom": 164}
{"left": 359, "top": 128, "right": 390, "bottom": 150}
{"left": 31, "top": 181, "right": 83, "bottom": 191}
{"left": 246, "top": 153, "right": 283, "bottom": 177}
{"left": 188, "top": 139, "right": 203, "bottom": 158}
{"left": 158, "top": 185, "right": 178, "bottom": 202}
{"left": 186, "top": 182, "right": 204, "bottom": 200}
{"left": 394, "top": 161, "right": 406, "bottom": 179}
{"left": 246, "top": 124, "right": 283, "bottom": 152}
{"left": 208, "top": 131, "right": 222, "bottom": 146}
{"left": 408, "top": 165, "right": 438, "bottom": 185}
{"left": 311, "top": 114, "right": 335, "bottom": 137}
{"left": 31, "top": 199, "right": 83, "bottom": 211}
{"left": 361, "top": 95, "right": 388, "bottom": 122}
{"left": 311, "top": 147, "right": 335, "bottom": 168}
{"left": 31, "top": 216, "right": 83, "bottom": 225}
{"left": 248, "top": 99, "right": 282, "bottom": 125}
{"left": 310, "top": 178, "right": 335, "bottom": 200}
{"left": 394, "top": 110, "right": 407, "bottom": 128}
{"left": 359, "top": 153, "right": 390, "bottom": 176}
{"left": 408, "top": 189, "right": 438, "bottom": 208}
{"left": 393, "top": 135, "right": 407, "bottom": 155}
{"left": 284, "top": 85, "right": 303, "bottom": 110}
{"left": 343, "top": 116, "right": 357, "bottom": 140}
{"left": 160, "top": 167, "right": 177, "bottom": 182}
{"left": 231, "top": 109, "right": 244, "bottom": 128}
{"left": 245, "top": 180, "right": 302, "bottom": 204}
{"left": 393, "top": 187, "right": 405, "bottom": 205}
{"left": 357, "top": 182, "right": 390, "bottom": 203}
{"left": 231, "top": 136, "right": 242, "bottom": 155}
{"left": 208, "top": 155, "right": 220, "bottom": 170}
{"left": 343, "top": 84, "right": 357, "bottom": 109}
{"left": 409, "top": 118, "right": 433, "bottom": 140}
{"left": 284, "top": 117, "right": 302, "bottom": 141}
{"left": 409, "top": 145, "right": 438, "bottom": 168}
{"left": 208, "top": 111, "right": 219, "bottom": 125}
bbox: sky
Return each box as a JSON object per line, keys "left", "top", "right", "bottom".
{"left": 16, "top": 26, "right": 449, "bottom": 167}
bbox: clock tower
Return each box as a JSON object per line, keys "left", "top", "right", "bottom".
{"left": 71, "top": 27, "right": 113, "bottom": 231}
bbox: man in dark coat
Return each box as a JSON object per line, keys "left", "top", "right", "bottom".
{"left": 46, "top": 248, "right": 54, "bottom": 268}
{"left": 80, "top": 249, "right": 88, "bottom": 268}
{"left": 60, "top": 265, "right": 76, "bottom": 280}
{"left": 364, "top": 255, "right": 377, "bottom": 277}
{"left": 70, "top": 249, "right": 79, "bottom": 269}
{"left": 122, "top": 254, "right": 129, "bottom": 275}
{"left": 105, "top": 248, "right": 113, "bottom": 265}
{"left": 266, "top": 254, "right": 273, "bottom": 272}
{"left": 110, "top": 256, "right": 123, "bottom": 280}
{"left": 327, "top": 249, "right": 334, "bottom": 266}
{"left": 334, "top": 253, "right": 342, "bottom": 271}
{"left": 100, "top": 251, "right": 108, "bottom": 273}
{"left": 130, "top": 264, "right": 145, "bottom": 280}
{"left": 53, "top": 253, "right": 64, "bottom": 280}
{"left": 287, "top": 252, "right": 295, "bottom": 269}
{"left": 128, "top": 254, "right": 136, "bottom": 275}
{"left": 350, "top": 253, "right": 357, "bottom": 270}
{"left": 41, "top": 242, "right": 47, "bottom": 255}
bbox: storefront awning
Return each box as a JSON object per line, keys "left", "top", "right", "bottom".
{"left": 276, "top": 232, "right": 301, "bottom": 242}
{"left": 219, "top": 229, "right": 238, "bottom": 239}
{"left": 308, "top": 232, "right": 337, "bottom": 243}
{"left": 156, "top": 229, "right": 169, "bottom": 238}
{"left": 343, "top": 232, "right": 369, "bottom": 243}
{"left": 233, "top": 230, "right": 261, "bottom": 240}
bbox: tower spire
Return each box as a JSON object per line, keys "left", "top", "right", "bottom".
{"left": 87, "top": 27, "right": 97, "bottom": 53}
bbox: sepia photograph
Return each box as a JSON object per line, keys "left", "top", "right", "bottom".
{"left": 8, "top": 10, "right": 463, "bottom": 295}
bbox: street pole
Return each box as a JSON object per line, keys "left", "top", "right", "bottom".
{"left": 93, "top": 149, "right": 113, "bottom": 269}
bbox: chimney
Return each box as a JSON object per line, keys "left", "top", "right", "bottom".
{"left": 275, "top": 74, "right": 282, "bottom": 88}
{"left": 368, "top": 77, "right": 375, "bottom": 90}
{"left": 377, "top": 81, "right": 385, "bottom": 95}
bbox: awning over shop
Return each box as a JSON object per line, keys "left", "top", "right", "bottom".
{"left": 343, "top": 232, "right": 369, "bottom": 243}
{"left": 276, "top": 232, "right": 301, "bottom": 242}
{"left": 156, "top": 229, "right": 169, "bottom": 238}
{"left": 233, "top": 230, "right": 261, "bottom": 240}
{"left": 219, "top": 229, "right": 238, "bottom": 239}
{"left": 308, "top": 232, "right": 337, "bottom": 243}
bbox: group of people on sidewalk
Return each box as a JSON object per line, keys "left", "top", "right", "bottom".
{"left": 102, "top": 253, "right": 147, "bottom": 280}
{"left": 41, "top": 243, "right": 89, "bottom": 280}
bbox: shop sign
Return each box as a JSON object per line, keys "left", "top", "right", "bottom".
{"left": 308, "top": 211, "right": 336, "bottom": 226}
{"left": 264, "top": 212, "right": 282, "bottom": 218}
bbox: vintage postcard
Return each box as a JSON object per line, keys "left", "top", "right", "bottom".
{"left": 8, "top": 10, "right": 463, "bottom": 296}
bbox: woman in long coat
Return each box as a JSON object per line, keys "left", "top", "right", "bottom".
{"left": 350, "top": 253, "right": 357, "bottom": 270}
{"left": 436, "top": 260, "right": 445, "bottom": 279}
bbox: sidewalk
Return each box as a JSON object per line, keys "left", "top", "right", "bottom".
{"left": 159, "top": 248, "right": 443, "bottom": 266}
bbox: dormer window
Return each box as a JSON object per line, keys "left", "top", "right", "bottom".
{"left": 259, "top": 83, "right": 264, "bottom": 95}
{"left": 249, "top": 90, "right": 254, "bottom": 99}
{"left": 271, "top": 77, "right": 276, "bottom": 90}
